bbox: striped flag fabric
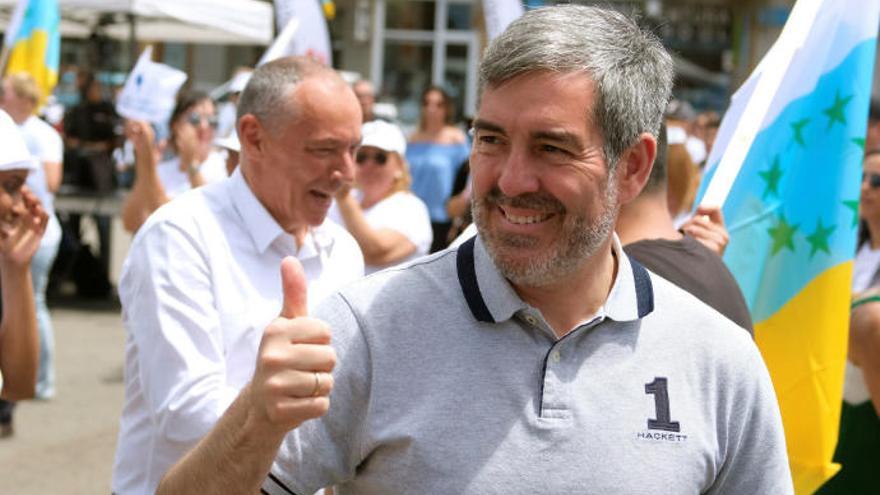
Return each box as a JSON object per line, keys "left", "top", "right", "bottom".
{"left": 267, "top": 0, "right": 333, "bottom": 66}
{"left": 3, "top": 0, "right": 60, "bottom": 106}
{"left": 695, "top": 0, "right": 880, "bottom": 492}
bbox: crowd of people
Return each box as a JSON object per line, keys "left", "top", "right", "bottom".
{"left": 0, "top": 3, "right": 878, "bottom": 494}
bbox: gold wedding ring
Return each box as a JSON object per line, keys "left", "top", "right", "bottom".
{"left": 311, "top": 372, "right": 321, "bottom": 397}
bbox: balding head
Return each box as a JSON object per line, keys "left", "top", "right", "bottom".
{"left": 237, "top": 56, "right": 345, "bottom": 135}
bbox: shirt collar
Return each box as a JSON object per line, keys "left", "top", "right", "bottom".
{"left": 456, "top": 233, "right": 654, "bottom": 324}
{"left": 229, "top": 167, "right": 336, "bottom": 258}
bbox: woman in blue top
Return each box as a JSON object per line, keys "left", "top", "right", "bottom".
{"left": 405, "top": 86, "right": 470, "bottom": 252}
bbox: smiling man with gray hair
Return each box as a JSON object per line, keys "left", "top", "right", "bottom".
{"left": 112, "top": 56, "right": 364, "bottom": 495}
{"left": 159, "top": 6, "right": 792, "bottom": 494}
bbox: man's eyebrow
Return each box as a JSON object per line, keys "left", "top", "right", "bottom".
{"left": 531, "top": 129, "right": 583, "bottom": 149}
{"left": 306, "top": 137, "right": 348, "bottom": 147}
{"left": 471, "top": 119, "right": 506, "bottom": 135}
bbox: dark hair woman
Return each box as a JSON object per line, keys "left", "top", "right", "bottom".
{"left": 405, "top": 86, "right": 469, "bottom": 252}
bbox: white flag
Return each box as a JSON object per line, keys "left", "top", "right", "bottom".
{"left": 115, "top": 47, "right": 188, "bottom": 124}
{"left": 2, "top": 0, "right": 29, "bottom": 50}
{"left": 482, "top": 0, "right": 524, "bottom": 41}
{"left": 258, "top": 17, "right": 301, "bottom": 67}
{"left": 267, "top": 0, "right": 333, "bottom": 66}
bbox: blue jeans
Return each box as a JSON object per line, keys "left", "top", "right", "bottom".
{"left": 30, "top": 216, "right": 61, "bottom": 399}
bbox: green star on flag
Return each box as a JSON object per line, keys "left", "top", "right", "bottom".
{"left": 805, "top": 218, "right": 836, "bottom": 258}
{"left": 791, "top": 118, "right": 810, "bottom": 147}
{"left": 843, "top": 199, "right": 860, "bottom": 228}
{"left": 759, "top": 156, "right": 784, "bottom": 199}
{"left": 768, "top": 213, "right": 800, "bottom": 256}
{"left": 853, "top": 137, "right": 866, "bottom": 150}
{"left": 823, "top": 90, "right": 853, "bottom": 129}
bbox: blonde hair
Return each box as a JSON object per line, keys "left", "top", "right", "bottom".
{"left": 666, "top": 143, "right": 699, "bottom": 216}
{"left": 389, "top": 152, "right": 412, "bottom": 194}
{"left": 6, "top": 73, "right": 39, "bottom": 107}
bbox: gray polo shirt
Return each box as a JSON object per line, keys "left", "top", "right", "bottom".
{"left": 264, "top": 235, "right": 793, "bottom": 495}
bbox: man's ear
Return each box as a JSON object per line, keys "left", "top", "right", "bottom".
{"left": 237, "top": 114, "right": 264, "bottom": 163}
{"left": 614, "top": 132, "right": 657, "bottom": 204}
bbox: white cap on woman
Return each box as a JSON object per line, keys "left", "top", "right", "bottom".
{"left": 360, "top": 120, "right": 407, "bottom": 155}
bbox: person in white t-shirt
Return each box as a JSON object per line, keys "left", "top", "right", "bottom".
{"left": 331, "top": 120, "right": 432, "bottom": 273}
{"left": 0, "top": 109, "right": 48, "bottom": 436}
{"left": 0, "top": 73, "right": 63, "bottom": 401}
{"left": 121, "top": 91, "right": 227, "bottom": 233}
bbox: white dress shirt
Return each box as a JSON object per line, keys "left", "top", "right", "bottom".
{"left": 112, "top": 167, "right": 364, "bottom": 495}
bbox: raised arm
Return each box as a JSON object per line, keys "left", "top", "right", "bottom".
{"left": 0, "top": 189, "right": 47, "bottom": 399}
{"left": 121, "top": 120, "right": 170, "bottom": 233}
{"left": 158, "top": 257, "right": 336, "bottom": 493}
{"left": 334, "top": 187, "right": 417, "bottom": 266}
{"left": 849, "top": 293, "right": 880, "bottom": 416}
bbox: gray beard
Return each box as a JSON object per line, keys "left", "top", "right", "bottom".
{"left": 472, "top": 178, "right": 618, "bottom": 288}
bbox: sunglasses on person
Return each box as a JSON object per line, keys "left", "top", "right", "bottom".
{"left": 863, "top": 172, "right": 880, "bottom": 189}
{"left": 187, "top": 112, "right": 218, "bottom": 129}
{"left": 356, "top": 150, "right": 388, "bottom": 166}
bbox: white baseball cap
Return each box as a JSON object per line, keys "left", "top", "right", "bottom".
{"left": 360, "top": 120, "right": 406, "bottom": 156}
{"left": 0, "top": 110, "right": 36, "bottom": 172}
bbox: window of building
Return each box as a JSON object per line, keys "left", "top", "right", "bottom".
{"left": 372, "top": 0, "right": 478, "bottom": 131}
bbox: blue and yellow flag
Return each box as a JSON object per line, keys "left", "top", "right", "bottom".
{"left": 696, "top": 0, "right": 880, "bottom": 492}
{"left": 4, "top": 0, "right": 60, "bottom": 105}
{"left": 320, "top": 0, "right": 335, "bottom": 20}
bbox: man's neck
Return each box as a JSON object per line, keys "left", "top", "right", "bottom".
{"left": 616, "top": 191, "right": 683, "bottom": 245}
{"left": 512, "top": 241, "right": 617, "bottom": 339}
{"left": 240, "top": 163, "right": 310, "bottom": 249}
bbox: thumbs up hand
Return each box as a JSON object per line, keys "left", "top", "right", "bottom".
{"left": 247, "top": 256, "right": 337, "bottom": 433}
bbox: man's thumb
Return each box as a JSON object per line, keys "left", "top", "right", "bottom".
{"left": 280, "top": 256, "right": 308, "bottom": 318}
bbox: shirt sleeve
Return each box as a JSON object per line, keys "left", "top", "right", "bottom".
{"left": 263, "top": 292, "right": 372, "bottom": 494}
{"left": 37, "top": 123, "right": 63, "bottom": 163}
{"left": 369, "top": 193, "right": 433, "bottom": 256}
{"left": 119, "top": 217, "right": 240, "bottom": 446}
{"left": 705, "top": 344, "right": 794, "bottom": 495}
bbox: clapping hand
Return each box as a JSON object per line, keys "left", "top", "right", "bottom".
{"left": 682, "top": 205, "right": 729, "bottom": 256}
{"left": 0, "top": 187, "right": 48, "bottom": 268}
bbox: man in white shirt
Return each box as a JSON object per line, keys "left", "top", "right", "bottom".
{"left": 111, "top": 57, "right": 365, "bottom": 495}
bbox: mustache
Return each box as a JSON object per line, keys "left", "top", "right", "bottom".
{"left": 482, "top": 188, "right": 565, "bottom": 213}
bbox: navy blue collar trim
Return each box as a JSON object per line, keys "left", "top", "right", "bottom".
{"left": 455, "top": 236, "right": 654, "bottom": 322}
{"left": 266, "top": 472, "right": 300, "bottom": 495}
{"left": 628, "top": 257, "right": 654, "bottom": 318}
{"left": 456, "top": 236, "right": 495, "bottom": 323}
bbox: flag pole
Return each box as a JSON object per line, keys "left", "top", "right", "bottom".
{"left": 1, "top": 0, "right": 30, "bottom": 76}
{"left": 699, "top": 0, "right": 823, "bottom": 209}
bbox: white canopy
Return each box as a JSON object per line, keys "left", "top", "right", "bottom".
{"left": 0, "top": 0, "right": 273, "bottom": 45}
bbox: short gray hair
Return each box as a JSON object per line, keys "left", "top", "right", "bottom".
{"left": 236, "top": 56, "right": 335, "bottom": 130}
{"left": 478, "top": 5, "right": 673, "bottom": 168}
